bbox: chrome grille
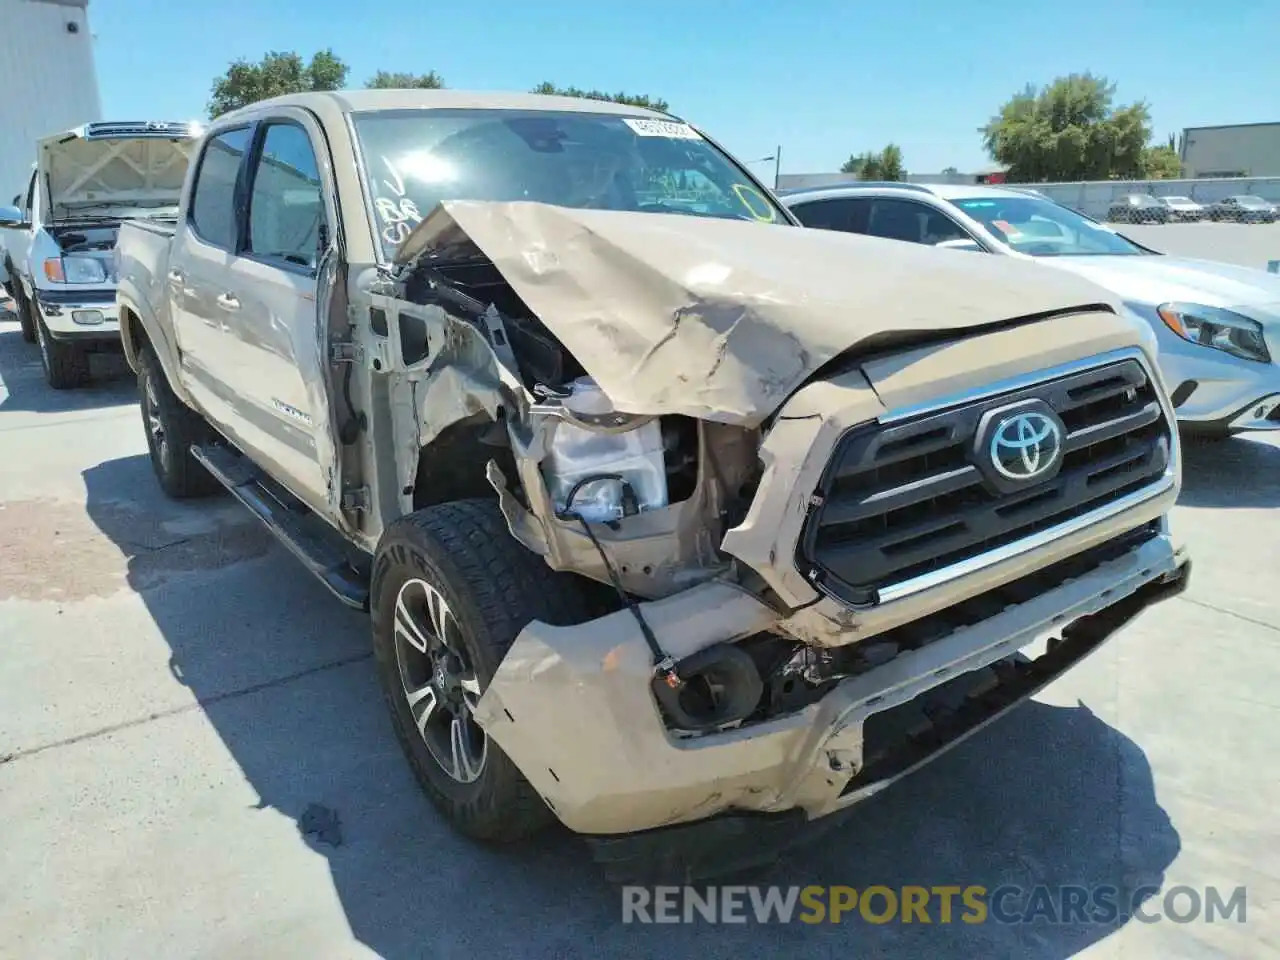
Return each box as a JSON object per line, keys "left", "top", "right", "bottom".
{"left": 797, "top": 358, "right": 1172, "bottom": 607}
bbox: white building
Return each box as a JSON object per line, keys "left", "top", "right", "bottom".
{"left": 0, "top": 0, "right": 102, "bottom": 205}
{"left": 1181, "top": 122, "right": 1280, "bottom": 179}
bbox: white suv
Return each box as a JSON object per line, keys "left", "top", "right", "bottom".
{"left": 0, "top": 121, "right": 199, "bottom": 388}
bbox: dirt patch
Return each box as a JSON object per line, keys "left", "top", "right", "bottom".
{"left": 0, "top": 497, "right": 273, "bottom": 601}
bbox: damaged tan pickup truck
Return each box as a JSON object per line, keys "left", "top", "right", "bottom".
{"left": 115, "top": 90, "right": 1190, "bottom": 879}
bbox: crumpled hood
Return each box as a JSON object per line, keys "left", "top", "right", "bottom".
{"left": 398, "top": 200, "right": 1122, "bottom": 425}
{"left": 1046, "top": 254, "right": 1280, "bottom": 321}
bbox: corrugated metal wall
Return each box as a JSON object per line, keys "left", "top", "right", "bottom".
{"left": 0, "top": 0, "right": 102, "bottom": 204}
{"left": 1182, "top": 124, "right": 1280, "bottom": 178}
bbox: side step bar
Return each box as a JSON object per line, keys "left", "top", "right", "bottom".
{"left": 190, "top": 444, "right": 370, "bottom": 610}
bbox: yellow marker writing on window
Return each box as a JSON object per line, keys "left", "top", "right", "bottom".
{"left": 732, "top": 184, "right": 775, "bottom": 222}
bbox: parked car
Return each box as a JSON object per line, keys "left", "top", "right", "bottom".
{"left": 0, "top": 120, "right": 200, "bottom": 387}
{"left": 783, "top": 182, "right": 1280, "bottom": 436}
{"left": 1107, "top": 194, "right": 1170, "bottom": 224}
{"left": 1158, "top": 195, "right": 1206, "bottom": 221}
{"left": 1206, "top": 195, "right": 1278, "bottom": 223}
{"left": 115, "top": 90, "right": 1189, "bottom": 880}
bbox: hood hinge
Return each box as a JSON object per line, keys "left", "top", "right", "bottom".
{"left": 330, "top": 341, "right": 364, "bottom": 364}
{"left": 341, "top": 486, "right": 371, "bottom": 513}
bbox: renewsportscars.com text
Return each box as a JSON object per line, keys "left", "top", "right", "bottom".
{"left": 621, "top": 884, "right": 1247, "bottom": 926}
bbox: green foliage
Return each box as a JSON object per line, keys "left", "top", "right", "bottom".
{"left": 366, "top": 70, "right": 445, "bottom": 90}
{"left": 941, "top": 165, "right": 959, "bottom": 175}
{"left": 980, "top": 73, "right": 1152, "bottom": 182}
{"left": 839, "top": 144, "right": 906, "bottom": 181}
{"left": 207, "top": 50, "right": 349, "bottom": 119}
{"left": 530, "top": 82, "right": 669, "bottom": 112}
{"left": 1142, "top": 144, "right": 1183, "bottom": 179}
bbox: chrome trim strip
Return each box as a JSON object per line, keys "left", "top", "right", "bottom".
{"left": 874, "top": 474, "right": 1174, "bottom": 604}
{"left": 877, "top": 346, "right": 1152, "bottom": 424}
{"left": 822, "top": 345, "right": 1179, "bottom": 607}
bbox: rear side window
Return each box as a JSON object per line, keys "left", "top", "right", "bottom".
{"left": 246, "top": 123, "right": 327, "bottom": 269}
{"left": 791, "top": 198, "right": 870, "bottom": 233}
{"left": 190, "top": 127, "right": 251, "bottom": 251}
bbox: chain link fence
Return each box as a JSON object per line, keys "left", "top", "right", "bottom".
{"left": 1027, "top": 177, "right": 1280, "bottom": 224}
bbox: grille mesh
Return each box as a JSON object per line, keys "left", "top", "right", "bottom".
{"left": 798, "top": 359, "right": 1171, "bottom": 606}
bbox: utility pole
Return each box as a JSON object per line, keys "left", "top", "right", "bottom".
{"left": 774, "top": 145, "right": 782, "bottom": 190}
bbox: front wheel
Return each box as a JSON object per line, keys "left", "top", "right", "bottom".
{"left": 370, "top": 499, "right": 593, "bottom": 842}
{"left": 35, "top": 314, "right": 90, "bottom": 388}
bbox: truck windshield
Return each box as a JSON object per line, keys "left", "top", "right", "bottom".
{"left": 951, "top": 196, "right": 1151, "bottom": 257}
{"left": 351, "top": 108, "right": 790, "bottom": 256}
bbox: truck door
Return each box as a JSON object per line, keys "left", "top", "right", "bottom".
{"left": 167, "top": 126, "right": 253, "bottom": 425}
{"left": 219, "top": 114, "right": 336, "bottom": 513}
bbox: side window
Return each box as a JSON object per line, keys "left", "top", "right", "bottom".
{"left": 920, "top": 209, "right": 972, "bottom": 245}
{"left": 865, "top": 199, "right": 932, "bottom": 244}
{"left": 791, "top": 198, "right": 870, "bottom": 233}
{"left": 246, "top": 123, "right": 327, "bottom": 269}
{"left": 190, "top": 127, "right": 252, "bottom": 251}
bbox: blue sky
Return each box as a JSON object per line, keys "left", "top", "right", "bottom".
{"left": 93, "top": 0, "right": 1277, "bottom": 175}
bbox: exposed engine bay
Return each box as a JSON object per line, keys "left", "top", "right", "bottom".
{"left": 52, "top": 221, "right": 121, "bottom": 255}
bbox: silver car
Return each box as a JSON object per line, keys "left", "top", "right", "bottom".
{"left": 782, "top": 182, "right": 1280, "bottom": 436}
{"left": 1158, "top": 195, "right": 1206, "bottom": 222}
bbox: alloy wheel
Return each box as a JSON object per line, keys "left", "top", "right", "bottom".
{"left": 144, "top": 375, "right": 169, "bottom": 467}
{"left": 393, "top": 577, "right": 487, "bottom": 783}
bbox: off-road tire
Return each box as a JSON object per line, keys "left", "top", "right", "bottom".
{"left": 137, "top": 347, "right": 220, "bottom": 498}
{"left": 35, "top": 313, "right": 90, "bottom": 388}
{"left": 371, "top": 499, "right": 593, "bottom": 842}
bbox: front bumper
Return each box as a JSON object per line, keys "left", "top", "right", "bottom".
{"left": 35, "top": 288, "right": 120, "bottom": 341}
{"left": 475, "top": 527, "right": 1188, "bottom": 844}
{"left": 1156, "top": 331, "right": 1280, "bottom": 430}
{"left": 585, "top": 550, "right": 1190, "bottom": 881}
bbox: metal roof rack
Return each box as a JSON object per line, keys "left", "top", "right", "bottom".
{"left": 82, "top": 121, "right": 200, "bottom": 140}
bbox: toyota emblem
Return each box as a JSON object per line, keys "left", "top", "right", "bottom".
{"left": 989, "top": 411, "right": 1063, "bottom": 481}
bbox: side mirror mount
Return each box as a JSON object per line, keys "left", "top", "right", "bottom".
{"left": 935, "top": 238, "right": 983, "bottom": 253}
{"left": 0, "top": 205, "right": 29, "bottom": 229}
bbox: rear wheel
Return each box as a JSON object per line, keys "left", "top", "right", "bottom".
{"left": 11, "top": 279, "right": 37, "bottom": 344}
{"left": 137, "top": 347, "right": 220, "bottom": 498}
{"left": 370, "top": 499, "right": 593, "bottom": 842}
{"left": 35, "top": 314, "right": 90, "bottom": 388}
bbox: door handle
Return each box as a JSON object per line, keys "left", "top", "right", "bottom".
{"left": 215, "top": 293, "right": 240, "bottom": 311}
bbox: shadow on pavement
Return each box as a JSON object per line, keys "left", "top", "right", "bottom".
{"left": 0, "top": 323, "right": 134, "bottom": 414}
{"left": 83, "top": 453, "right": 1179, "bottom": 960}
{"left": 1178, "top": 434, "right": 1280, "bottom": 508}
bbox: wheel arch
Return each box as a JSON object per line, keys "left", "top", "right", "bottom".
{"left": 116, "top": 292, "right": 194, "bottom": 408}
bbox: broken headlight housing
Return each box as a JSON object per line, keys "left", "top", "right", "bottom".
{"left": 1156, "top": 302, "right": 1271, "bottom": 364}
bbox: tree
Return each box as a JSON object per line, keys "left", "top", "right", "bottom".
{"left": 1142, "top": 144, "right": 1183, "bottom": 179}
{"left": 941, "top": 165, "right": 960, "bottom": 175}
{"left": 839, "top": 144, "right": 906, "bottom": 181}
{"left": 208, "top": 50, "right": 349, "bottom": 118}
{"left": 980, "top": 73, "right": 1152, "bottom": 182}
{"left": 530, "top": 82, "right": 669, "bottom": 112}
{"left": 366, "top": 70, "right": 445, "bottom": 89}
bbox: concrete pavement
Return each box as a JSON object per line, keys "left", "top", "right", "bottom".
{"left": 0, "top": 311, "right": 1277, "bottom": 959}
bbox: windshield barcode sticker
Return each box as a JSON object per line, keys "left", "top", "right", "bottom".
{"left": 623, "top": 118, "right": 701, "bottom": 140}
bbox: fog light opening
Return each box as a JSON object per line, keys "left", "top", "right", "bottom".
{"left": 71, "top": 309, "right": 105, "bottom": 326}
